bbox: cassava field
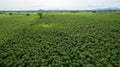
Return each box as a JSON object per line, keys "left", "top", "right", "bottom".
{"left": 0, "top": 12, "right": 120, "bottom": 67}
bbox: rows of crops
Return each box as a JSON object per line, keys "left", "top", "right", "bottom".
{"left": 0, "top": 12, "right": 120, "bottom": 67}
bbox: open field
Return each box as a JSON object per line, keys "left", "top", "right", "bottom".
{"left": 0, "top": 12, "right": 120, "bottom": 66}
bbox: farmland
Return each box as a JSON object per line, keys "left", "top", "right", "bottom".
{"left": 0, "top": 12, "right": 120, "bottom": 67}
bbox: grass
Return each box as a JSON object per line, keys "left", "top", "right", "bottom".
{"left": 0, "top": 12, "right": 120, "bottom": 67}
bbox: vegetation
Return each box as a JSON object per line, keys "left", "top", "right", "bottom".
{"left": 26, "top": 13, "right": 30, "bottom": 16}
{"left": 9, "top": 13, "right": 13, "bottom": 15}
{"left": 38, "top": 12, "right": 43, "bottom": 18}
{"left": 0, "top": 12, "right": 120, "bottom": 67}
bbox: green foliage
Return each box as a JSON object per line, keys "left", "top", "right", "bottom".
{"left": 9, "top": 13, "right": 13, "bottom": 15}
{"left": 0, "top": 12, "right": 120, "bottom": 67}
{"left": 26, "top": 13, "right": 30, "bottom": 16}
{"left": 38, "top": 12, "right": 43, "bottom": 18}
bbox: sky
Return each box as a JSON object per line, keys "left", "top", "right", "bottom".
{"left": 0, "top": 0, "right": 120, "bottom": 10}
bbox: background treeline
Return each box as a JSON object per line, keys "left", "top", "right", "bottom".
{"left": 0, "top": 10, "right": 120, "bottom": 13}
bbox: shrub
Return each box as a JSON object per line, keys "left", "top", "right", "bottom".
{"left": 9, "top": 13, "right": 13, "bottom": 15}
{"left": 26, "top": 14, "right": 30, "bottom": 16}
{"left": 38, "top": 12, "right": 43, "bottom": 18}
{"left": 92, "top": 11, "right": 96, "bottom": 13}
